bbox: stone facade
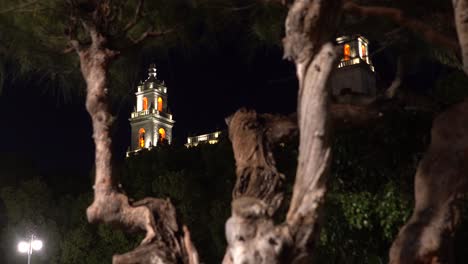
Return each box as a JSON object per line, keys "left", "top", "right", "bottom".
{"left": 129, "top": 64, "right": 175, "bottom": 153}
{"left": 185, "top": 131, "right": 222, "bottom": 147}
{"left": 329, "top": 35, "right": 376, "bottom": 96}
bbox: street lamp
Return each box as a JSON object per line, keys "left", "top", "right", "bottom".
{"left": 17, "top": 234, "right": 43, "bottom": 264}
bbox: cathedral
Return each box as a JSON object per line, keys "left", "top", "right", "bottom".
{"left": 329, "top": 35, "right": 376, "bottom": 96}
{"left": 128, "top": 35, "right": 375, "bottom": 153}
{"left": 128, "top": 64, "right": 175, "bottom": 153}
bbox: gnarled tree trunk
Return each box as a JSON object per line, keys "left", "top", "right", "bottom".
{"left": 389, "top": 1, "right": 468, "bottom": 263}
{"left": 388, "top": 98, "right": 468, "bottom": 264}
{"left": 71, "top": 16, "right": 197, "bottom": 264}
{"left": 223, "top": 0, "right": 342, "bottom": 263}
{"left": 453, "top": 0, "right": 468, "bottom": 75}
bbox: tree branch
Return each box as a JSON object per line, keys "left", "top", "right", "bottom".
{"left": 223, "top": 110, "right": 297, "bottom": 264}
{"left": 183, "top": 226, "right": 200, "bottom": 264}
{"left": 343, "top": 0, "right": 460, "bottom": 52}
{"left": 384, "top": 56, "right": 403, "bottom": 99}
{"left": 389, "top": 2, "right": 468, "bottom": 262}
{"left": 223, "top": 1, "right": 341, "bottom": 262}
{"left": 285, "top": 43, "right": 336, "bottom": 258}
{"left": 122, "top": 0, "right": 144, "bottom": 34}
{"left": 453, "top": 0, "right": 468, "bottom": 74}
{"left": 62, "top": 45, "right": 76, "bottom": 54}
{"left": 77, "top": 18, "right": 190, "bottom": 263}
{"left": 0, "top": 0, "right": 40, "bottom": 14}
{"left": 64, "top": 16, "right": 84, "bottom": 54}
{"left": 389, "top": 98, "right": 468, "bottom": 264}
{"left": 129, "top": 27, "right": 175, "bottom": 45}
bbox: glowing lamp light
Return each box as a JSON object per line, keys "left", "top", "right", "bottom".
{"left": 17, "top": 241, "right": 29, "bottom": 253}
{"left": 31, "top": 240, "right": 43, "bottom": 251}
{"left": 17, "top": 235, "right": 43, "bottom": 264}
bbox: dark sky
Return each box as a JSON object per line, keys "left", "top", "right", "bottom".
{"left": 0, "top": 43, "right": 298, "bottom": 180}
{"left": 0, "top": 33, "right": 440, "bottom": 181}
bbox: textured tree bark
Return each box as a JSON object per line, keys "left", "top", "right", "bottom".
{"left": 389, "top": 1, "right": 468, "bottom": 263}
{"left": 223, "top": 1, "right": 341, "bottom": 263}
{"left": 284, "top": 43, "right": 336, "bottom": 262}
{"left": 453, "top": 0, "right": 468, "bottom": 75}
{"left": 223, "top": 110, "right": 297, "bottom": 264}
{"left": 389, "top": 98, "right": 468, "bottom": 264}
{"left": 281, "top": 0, "right": 341, "bottom": 260}
{"left": 74, "top": 21, "right": 196, "bottom": 264}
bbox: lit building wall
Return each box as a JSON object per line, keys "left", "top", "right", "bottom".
{"left": 128, "top": 64, "right": 175, "bottom": 155}
{"left": 131, "top": 120, "right": 155, "bottom": 149}
{"left": 329, "top": 35, "right": 376, "bottom": 97}
{"left": 186, "top": 131, "right": 222, "bottom": 147}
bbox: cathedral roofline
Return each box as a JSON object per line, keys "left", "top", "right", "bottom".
{"left": 140, "top": 64, "right": 166, "bottom": 91}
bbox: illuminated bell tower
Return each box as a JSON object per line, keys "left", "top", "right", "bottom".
{"left": 329, "top": 35, "right": 376, "bottom": 96}
{"left": 129, "top": 64, "right": 175, "bottom": 152}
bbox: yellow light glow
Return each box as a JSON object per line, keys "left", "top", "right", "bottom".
{"left": 343, "top": 44, "right": 351, "bottom": 61}
{"left": 158, "top": 127, "right": 166, "bottom": 140}
{"left": 361, "top": 44, "right": 367, "bottom": 59}
{"left": 143, "top": 97, "right": 148, "bottom": 110}
{"left": 157, "top": 97, "right": 163, "bottom": 112}
{"left": 139, "top": 128, "right": 146, "bottom": 148}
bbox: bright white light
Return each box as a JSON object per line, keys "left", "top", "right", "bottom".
{"left": 18, "top": 241, "right": 29, "bottom": 253}
{"left": 31, "top": 240, "right": 43, "bottom": 251}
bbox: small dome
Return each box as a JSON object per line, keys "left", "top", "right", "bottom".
{"left": 143, "top": 63, "right": 162, "bottom": 89}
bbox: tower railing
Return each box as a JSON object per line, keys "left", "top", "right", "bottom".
{"left": 131, "top": 109, "right": 173, "bottom": 120}
{"left": 337, "top": 57, "right": 375, "bottom": 72}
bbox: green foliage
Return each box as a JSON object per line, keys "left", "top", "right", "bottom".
{"left": 57, "top": 192, "right": 138, "bottom": 264}
{"left": 316, "top": 111, "right": 432, "bottom": 264}
{"left": 248, "top": 2, "right": 286, "bottom": 46}
{"left": 375, "top": 183, "right": 411, "bottom": 240}
{"left": 121, "top": 138, "right": 235, "bottom": 263}
{"left": 4, "top": 111, "right": 468, "bottom": 263}
{"left": 0, "top": 0, "right": 290, "bottom": 105}
{"left": 0, "top": 178, "right": 61, "bottom": 264}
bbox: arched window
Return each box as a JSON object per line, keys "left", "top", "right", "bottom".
{"left": 361, "top": 44, "right": 367, "bottom": 59}
{"left": 158, "top": 127, "right": 166, "bottom": 141}
{"left": 343, "top": 44, "right": 351, "bottom": 61}
{"left": 142, "top": 97, "right": 148, "bottom": 111}
{"left": 158, "top": 97, "right": 162, "bottom": 112}
{"left": 138, "top": 128, "right": 146, "bottom": 148}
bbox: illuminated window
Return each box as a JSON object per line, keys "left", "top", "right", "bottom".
{"left": 157, "top": 97, "right": 163, "bottom": 112}
{"left": 158, "top": 127, "right": 166, "bottom": 141}
{"left": 139, "top": 128, "right": 146, "bottom": 148}
{"left": 343, "top": 44, "right": 351, "bottom": 61}
{"left": 361, "top": 44, "right": 367, "bottom": 59}
{"left": 143, "top": 97, "right": 148, "bottom": 110}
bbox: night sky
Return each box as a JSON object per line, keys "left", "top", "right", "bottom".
{"left": 0, "top": 32, "right": 439, "bottom": 183}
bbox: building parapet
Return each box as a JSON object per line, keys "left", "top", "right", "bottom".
{"left": 186, "top": 131, "right": 222, "bottom": 147}
{"left": 337, "top": 57, "right": 375, "bottom": 72}
{"left": 131, "top": 109, "right": 173, "bottom": 120}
